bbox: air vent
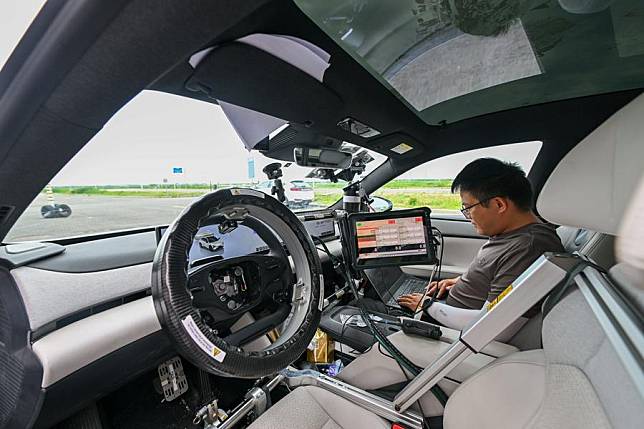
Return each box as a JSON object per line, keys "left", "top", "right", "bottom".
{"left": 269, "top": 126, "right": 298, "bottom": 150}
{"left": 0, "top": 206, "right": 15, "bottom": 226}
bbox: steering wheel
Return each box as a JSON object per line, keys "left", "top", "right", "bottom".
{"left": 152, "top": 188, "right": 323, "bottom": 378}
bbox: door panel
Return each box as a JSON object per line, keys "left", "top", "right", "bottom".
{"left": 401, "top": 214, "right": 486, "bottom": 279}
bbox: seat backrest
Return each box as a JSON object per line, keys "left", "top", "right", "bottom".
{"left": 537, "top": 94, "right": 644, "bottom": 236}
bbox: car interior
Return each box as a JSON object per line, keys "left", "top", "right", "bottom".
{"left": 0, "top": 1, "right": 642, "bottom": 429}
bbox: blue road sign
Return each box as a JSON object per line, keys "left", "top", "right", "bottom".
{"left": 172, "top": 167, "right": 183, "bottom": 174}
{"left": 247, "top": 158, "right": 255, "bottom": 180}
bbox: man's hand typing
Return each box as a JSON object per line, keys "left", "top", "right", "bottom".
{"left": 397, "top": 277, "right": 459, "bottom": 311}
{"left": 427, "top": 277, "right": 459, "bottom": 299}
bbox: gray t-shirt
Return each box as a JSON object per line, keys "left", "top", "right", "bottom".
{"left": 446, "top": 222, "right": 564, "bottom": 309}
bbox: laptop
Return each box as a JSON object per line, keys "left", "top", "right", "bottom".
{"left": 364, "top": 266, "right": 428, "bottom": 309}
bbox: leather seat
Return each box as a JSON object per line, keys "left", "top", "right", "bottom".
{"left": 247, "top": 385, "right": 389, "bottom": 429}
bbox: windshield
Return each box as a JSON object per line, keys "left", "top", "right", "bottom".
{"left": 6, "top": 91, "right": 385, "bottom": 242}
{"left": 295, "top": 0, "right": 644, "bottom": 124}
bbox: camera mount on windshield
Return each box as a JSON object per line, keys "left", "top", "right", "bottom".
{"left": 262, "top": 162, "right": 286, "bottom": 203}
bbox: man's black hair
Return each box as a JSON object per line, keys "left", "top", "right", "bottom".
{"left": 451, "top": 158, "right": 533, "bottom": 211}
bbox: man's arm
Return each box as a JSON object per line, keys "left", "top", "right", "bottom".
{"left": 425, "top": 302, "right": 481, "bottom": 330}
{"left": 426, "top": 301, "right": 528, "bottom": 340}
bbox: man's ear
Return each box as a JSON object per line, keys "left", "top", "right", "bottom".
{"left": 492, "top": 196, "right": 508, "bottom": 214}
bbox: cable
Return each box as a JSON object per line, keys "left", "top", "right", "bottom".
{"left": 412, "top": 263, "right": 438, "bottom": 315}
{"left": 413, "top": 227, "right": 445, "bottom": 317}
{"left": 338, "top": 256, "right": 449, "bottom": 406}
{"left": 377, "top": 343, "right": 431, "bottom": 429}
{"left": 314, "top": 235, "right": 448, "bottom": 406}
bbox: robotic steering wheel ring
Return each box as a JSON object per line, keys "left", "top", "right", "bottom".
{"left": 152, "top": 188, "right": 323, "bottom": 378}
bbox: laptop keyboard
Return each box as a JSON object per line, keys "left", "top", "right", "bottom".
{"left": 386, "top": 277, "right": 427, "bottom": 306}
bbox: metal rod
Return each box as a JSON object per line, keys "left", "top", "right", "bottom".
{"left": 283, "top": 369, "right": 424, "bottom": 429}
{"left": 212, "top": 399, "right": 255, "bottom": 429}
{"left": 203, "top": 373, "right": 285, "bottom": 429}
{"left": 394, "top": 341, "right": 471, "bottom": 412}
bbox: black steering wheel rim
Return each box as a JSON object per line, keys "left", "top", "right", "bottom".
{"left": 152, "top": 188, "right": 323, "bottom": 378}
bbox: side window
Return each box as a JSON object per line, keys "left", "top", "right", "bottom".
{"left": 373, "top": 141, "right": 542, "bottom": 214}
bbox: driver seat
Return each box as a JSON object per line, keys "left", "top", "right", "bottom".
{"left": 247, "top": 175, "right": 644, "bottom": 428}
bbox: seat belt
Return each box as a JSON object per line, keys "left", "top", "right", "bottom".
{"left": 542, "top": 258, "right": 607, "bottom": 317}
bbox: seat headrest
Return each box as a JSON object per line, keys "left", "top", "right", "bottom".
{"left": 616, "top": 175, "right": 644, "bottom": 273}
{"left": 537, "top": 94, "right": 644, "bottom": 234}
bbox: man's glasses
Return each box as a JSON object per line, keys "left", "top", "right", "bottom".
{"left": 460, "top": 197, "right": 493, "bottom": 219}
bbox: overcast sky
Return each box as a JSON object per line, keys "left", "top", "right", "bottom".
{"left": 2, "top": 1, "right": 541, "bottom": 186}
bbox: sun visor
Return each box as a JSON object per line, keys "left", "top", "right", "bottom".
{"left": 186, "top": 34, "right": 340, "bottom": 150}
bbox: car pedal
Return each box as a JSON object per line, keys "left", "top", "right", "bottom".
{"left": 157, "top": 356, "right": 189, "bottom": 402}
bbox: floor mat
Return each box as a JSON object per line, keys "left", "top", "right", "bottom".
{"left": 100, "top": 369, "right": 199, "bottom": 429}
{"left": 99, "top": 364, "right": 254, "bottom": 429}
{"left": 53, "top": 403, "right": 103, "bottom": 429}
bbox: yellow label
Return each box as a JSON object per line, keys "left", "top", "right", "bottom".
{"left": 487, "top": 284, "right": 513, "bottom": 311}
{"left": 307, "top": 329, "right": 334, "bottom": 364}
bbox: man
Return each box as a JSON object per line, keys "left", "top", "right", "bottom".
{"left": 397, "top": 158, "right": 564, "bottom": 331}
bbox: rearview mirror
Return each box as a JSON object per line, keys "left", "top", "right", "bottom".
{"left": 294, "top": 146, "right": 352, "bottom": 169}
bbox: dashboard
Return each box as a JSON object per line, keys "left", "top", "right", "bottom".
{"left": 0, "top": 209, "right": 343, "bottom": 428}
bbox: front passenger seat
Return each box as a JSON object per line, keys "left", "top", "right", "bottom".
{"left": 248, "top": 175, "right": 644, "bottom": 429}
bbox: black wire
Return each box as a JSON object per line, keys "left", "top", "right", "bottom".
{"left": 314, "top": 236, "right": 337, "bottom": 261}
{"left": 315, "top": 236, "right": 375, "bottom": 355}
{"left": 315, "top": 235, "right": 448, "bottom": 406}
{"left": 339, "top": 312, "right": 375, "bottom": 354}
{"left": 413, "top": 227, "right": 445, "bottom": 316}
{"left": 376, "top": 343, "right": 431, "bottom": 429}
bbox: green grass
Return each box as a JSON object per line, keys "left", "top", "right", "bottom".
{"left": 384, "top": 193, "right": 461, "bottom": 210}
{"left": 312, "top": 194, "right": 342, "bottom": 206}
{"left": 51, "top": 182, "right": 461, "bottom": 209}
{"left": 381, "top": 179, "right": 453, "bottom": 189}
{"left": 313, "top": 179, "right": 452, "bottom": 189}
{"left": 314, "top": 191, "right": 461, "bottom": 210}
{"left": 51, "top": 187, "right": 207, "bottom": 198}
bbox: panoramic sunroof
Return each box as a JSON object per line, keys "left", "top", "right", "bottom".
{"left": 294, "top": 0, "right": 644, "bottom": 125}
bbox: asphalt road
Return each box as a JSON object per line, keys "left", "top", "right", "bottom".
{"left": 6, "top": 194, "right": 328, "bottom": 242}
{"left": 6, "top": 188, "right": 454, "bottom": 242}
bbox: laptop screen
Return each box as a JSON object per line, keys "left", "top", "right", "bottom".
{"left": 349, "top": 208, "right": 436, "bottom": 269}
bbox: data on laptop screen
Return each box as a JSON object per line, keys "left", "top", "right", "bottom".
{"left": 356, "top": 216, "right": 426, "bottom": 259}
{"left": 349, "top": 208, "right": 436, "bottom": 269}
